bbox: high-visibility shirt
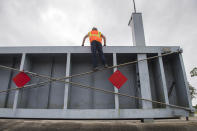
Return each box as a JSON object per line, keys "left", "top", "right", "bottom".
{"left": 88, "top": 30, "right": 102, "bottom": 44}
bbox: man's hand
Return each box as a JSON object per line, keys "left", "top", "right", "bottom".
{"left": 82, "top": 34, "right": 88, "bottom": 47}
{"left": 101, "top": 34, "right": 106, "bottom": 47}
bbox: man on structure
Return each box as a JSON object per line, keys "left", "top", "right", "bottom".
{"left": 82, "top": 27, "right": 107, "bottom": 70}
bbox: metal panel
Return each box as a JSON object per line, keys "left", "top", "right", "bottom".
{"left": 69, "top": 53, "right": 114, "bottom": 109}
{"left": 162, "top": 54, "right": 178, "bottom": 105}
{"left": 0, "top": 54, "right": 21, "bottom": 108}
{"left": 178, "top": 54, "right": 192, "bottom": 109}
{"left": 18, "top": 54, "right": 67, "bottom": 109}
{"left": 116, "top": 53, "right": 139, "bottom": 109}
{"left": 162, "top": 54, "right": 189, "bottom": 107}
{"left": 147, "top": 54, "right": 166, "bottom": 108}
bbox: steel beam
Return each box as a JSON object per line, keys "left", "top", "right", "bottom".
{"left": 137, "top": 54, "right": 152, "bottom": 109}
{"left": 178, "top": 54, "right": 193, "bottom": 110}
{"left": 158, "top": 53, "right": 169, "bottom": 106}
{"left": 113, "top": 53, "right": 119, "bottom": 109}
{"left": 64, "top": 53, "right": 71, "bottom": 109}
{"left": 0, "top": 46, "right": 180, "bottom": 54}
{"left": 13, "top": 53, "right": 26, "bottom": 112}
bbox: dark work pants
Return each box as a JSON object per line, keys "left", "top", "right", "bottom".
{"left": 91, "top": 40, "right": 106, "bottom": 68}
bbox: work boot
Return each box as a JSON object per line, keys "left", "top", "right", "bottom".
{"left": 104, "top": 64, "right": 108, "bottom": 68}
{"left": 93, "top": 67, "right": 99, "bottom": 71}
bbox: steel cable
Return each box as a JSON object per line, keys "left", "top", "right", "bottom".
{"left": 0, "top": 51, "right": 191, "bottom": 111}
{"left": 0, "top": 51, "right": 177, "bottom": 94}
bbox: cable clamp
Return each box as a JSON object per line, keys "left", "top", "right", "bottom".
{"left": 161, "top": 47, "right": 172, "bottom": 54}
{"left": 177, "top": 48, "right": 183, "bottom": 53}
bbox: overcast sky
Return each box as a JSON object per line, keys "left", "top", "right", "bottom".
{"left": 0, "top": 0, "right": 196, "bottom": 105}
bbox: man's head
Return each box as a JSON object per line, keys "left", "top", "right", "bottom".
{"left": 92, "top": 27, "right": 98, "bottom": 31}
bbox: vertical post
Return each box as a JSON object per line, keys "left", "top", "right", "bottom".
{"left": 130, "top": 13, "right": 146, "bottom": 46}
{"left": 113, "top": 53, "right": 119, "bottom": 109}
{"left": 137, "top": 54, "right": 152, "bottom": 109}
{"left": 158, "top": 53, "right": 169, "bottom": 107}
{"left": 13, "top": 53, "right": 26, "bottom": 112}
{"left": 129, "top": 13, "right": 153, "bottom": 122}
{"left": 179, "top": 54, "right": 192, "bottom": 110}
{"left": 63, "top": 53, "right": 71, "bottom": 109}
{"left": 129, "top": 13, "right": 152, "bottom": 109}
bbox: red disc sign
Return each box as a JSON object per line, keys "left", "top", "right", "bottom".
{"left": 13, "top": 72, "right": 31, "bottom": 88}
{"left": 108, "top": 70, "right": 127, "bottom": 89}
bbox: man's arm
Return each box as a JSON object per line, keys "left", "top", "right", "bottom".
{"left": 82, "top": 34, "right": 89, "bottom": 46}
{"left": 101, "top": 34, "right": 106, "bottom": 46}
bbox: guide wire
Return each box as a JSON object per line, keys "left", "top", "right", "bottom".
{"left": 0, "top": 51, "right": 191, "bottom": 111}
{"left": 0, "top": 51, "right": 177, "bottom": 94}
{"left": 0, "top": 72, "right": 191, "bottom": 111}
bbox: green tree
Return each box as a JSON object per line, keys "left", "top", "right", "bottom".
{"left": 189, "top": 67, "right": 197, "bottom": 101}
{"left": 190, "top": 67, "right": 197, "bottom": 77}
{"left": 189, "top": 82, "right": 197, "bottom": 100}
{"left": 194, "top": 104, "right": 197, "bottom": 110}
